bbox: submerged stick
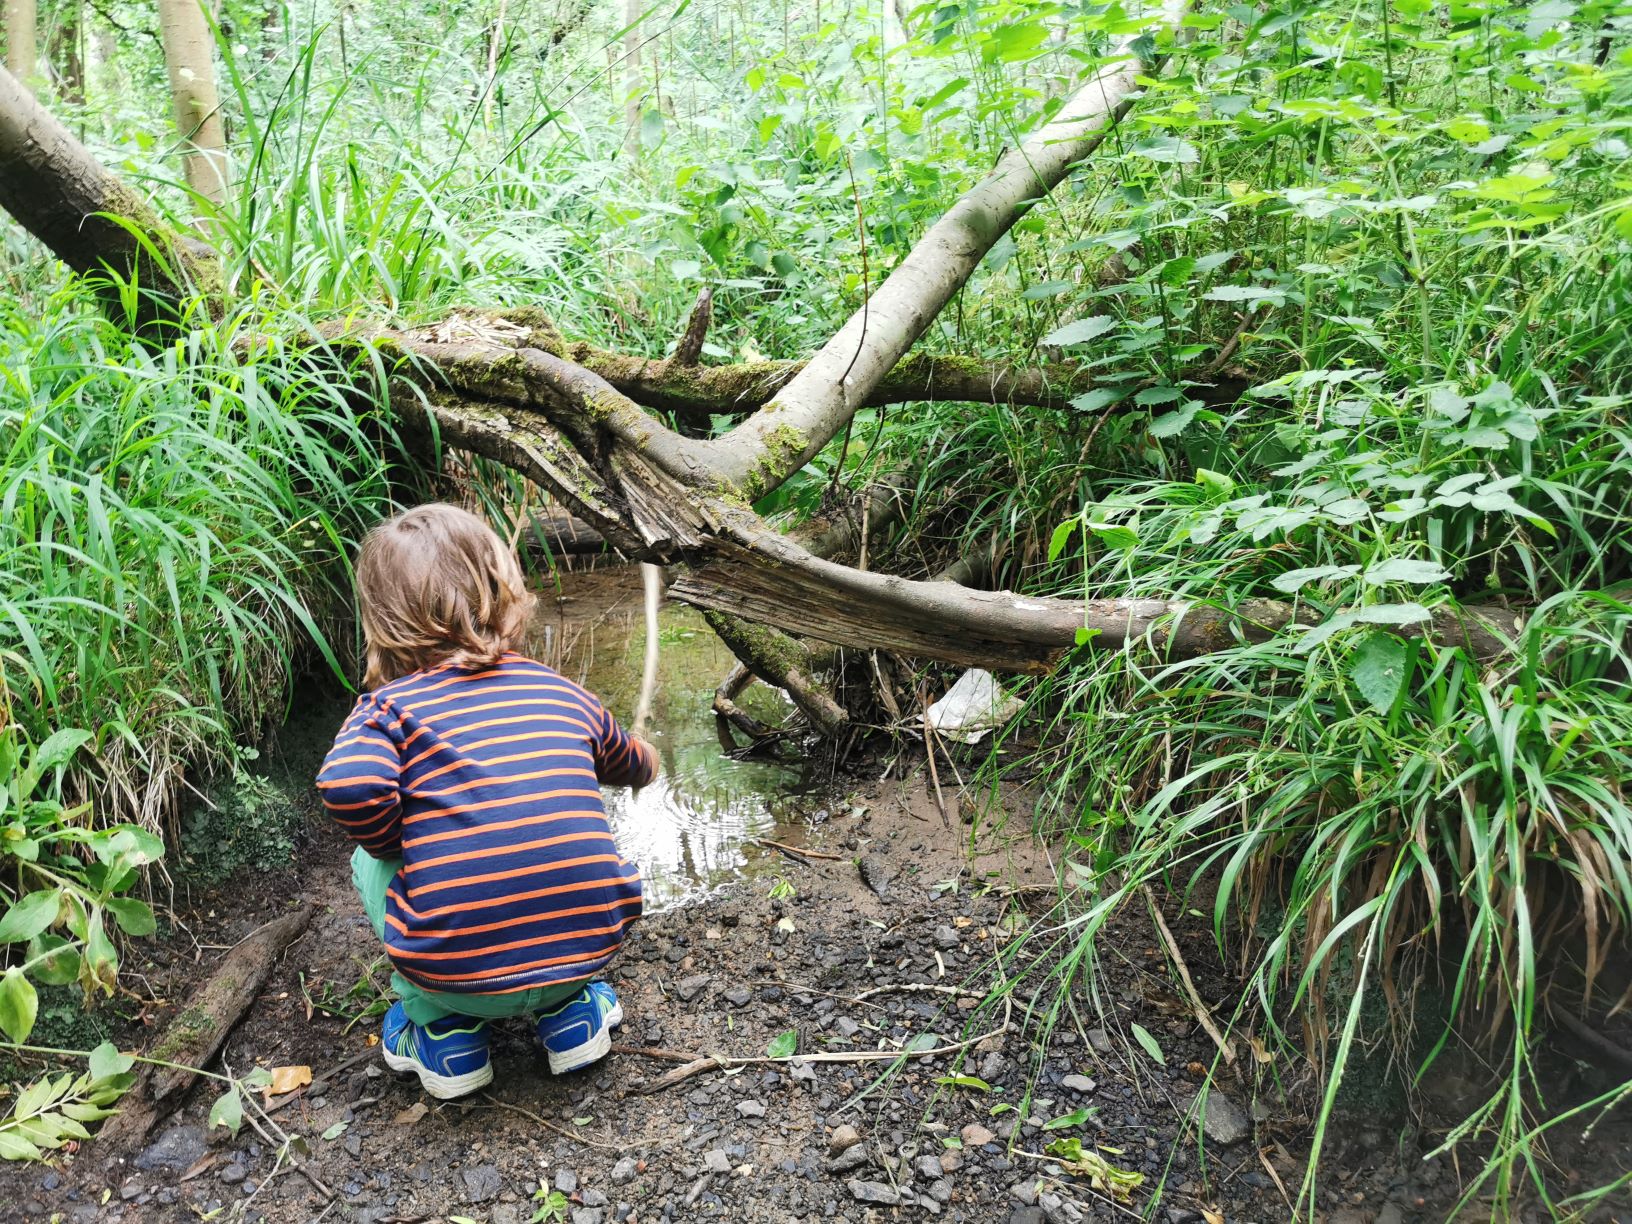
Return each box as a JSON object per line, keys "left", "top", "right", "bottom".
{"left": 632, "top": 562, "right": 663, "bottom": 738}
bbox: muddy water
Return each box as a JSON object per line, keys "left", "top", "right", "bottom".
{"left": 524, "top": 566, "right": 825, "bottom": 909}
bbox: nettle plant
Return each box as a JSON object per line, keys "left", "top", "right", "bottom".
{"left": 0, "top": 720, "right": 164, "bottom": 1044}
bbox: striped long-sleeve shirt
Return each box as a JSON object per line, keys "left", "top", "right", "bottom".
{"left": 316, "top": 653, "right": 657, "bottom": 995}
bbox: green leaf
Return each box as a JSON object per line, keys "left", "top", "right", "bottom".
{"left": 207, "top": 1086, "right": 243, "bottom": 1135}
{"left": 1271, "top": 564, "right": 1360, "bottom": 594}
{"left": 0, "top": 969, "right": 38, "bottom": 1042}
{"left": 1362, "top": 558, "right": 1450, "bottom": 586}
{"left": 0, "top": 890, "right": 62, "bottom": 943}
{"left": 933, "top": 1075, "right": 991, "bottom": 1092}
{"left": 1085, "top": 522, "right": 1138, "bottom": 552}
{"left": 1134, "top": 385, "right": 1184, "bottom": 406}
{"left": 1296, "top": 603, "right": 1433, "bottom": 652}
{"left": 321, "top": 1121, "right": 349, "bottom": 1141}
{"left": 1069, "top": 387, "right": 1130, "bottom": 413}
{"left": 1042, "top": 1106, "right": 1095, "bottom": 1131}
{"left": 771, "top": 252, "right": 797, "bottom": 277}
{"left": 88, "top": 1042, "right": 135, "bottom": 1081}
{"left": 766, "top": 1029, "right": 797, "bottom": 1058}
{"left": 1349, "top": 634, "right": 1411, "bottom": 714}
{"left": 27, "top": 936, "right": 80, "bottom": 987}
{"left": 1132, "top": 136, "right": 1199, "bottom": 164}
{"left": 1130, "top": 1023, "right": 1166, "bottom": 1066}
{"left": 905, "top": 1033, "right": 939, "bottom": 1052}
{"left": 0, "top": 1128, "right": 43, "bottom": 1161}
{"left": 83, "top": 912, "right": 118, "bottom": 995}
{"left": 1148, "top": 401, "right": 1200, "bottom": 438}
{"left": 1041, "top": 316, "right": 1116, "bottom": 347}
{"left": 1047, "top": 518, "right": 1079, "bottom": 562}
{"left": 105, "top": 897, "right": 157, "bottom": 937}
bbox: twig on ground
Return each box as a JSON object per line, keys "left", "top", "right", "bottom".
{"left": 752, "top": 837, "right": 846, "bottom": 862}
{"left": 1142, "top": 884, "right": 1235, "bottom": 1065}
{"left": 473, "top": 1094, "right": 629, "bottom": 1152}
{"left": 616, "top": 986, "right": 1013, "bottom": 1094}
{"left": 1010, "top": 1151, "right": 1145, "bottom": 1220}
{"left": 1257, "top": 1144, "right": 1293, "bottom": 1210}
{"left": 228, "top": 1062, "right": 335, "bottom": 1201}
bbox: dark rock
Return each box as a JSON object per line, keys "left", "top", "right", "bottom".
{"left": 119, "top": 1183, "right": 142, "bottom": 1202}
{"left": 1087, "top": 1028, "right": 1112, "bottom": 1054}
{"left": 41, "top": 1172, "right": 62, "bottom": 1192}
{"left": 555, "top": 1170, "right": 579, "bottom": 1194}
{"left": 676, "top": 974, "right": 711, "bottom": 1003}
{"left": 344, "top": 1132, "right": 363, "bottom": 1158}
{"left": 581, "top": 1190, "right": 609, "bottom": 1207}
{"left": 1061, "top": 1074, "right": 1096, "bottom": 1094}
{"left": 933, "top": 926, "right": 960, "bottom": 949}
{"left": 133, "top": 1125, "right": 208, "bottom": 1173}
{"left": 462, "top": 1164, "right": 503, "bottom": 1203}
{"left": 848, "top": 1180, "right": 901, "bottom": 1206}
{"left": 1011, "top": 1210, "right": 1047, "bottom": 1224}
{"left": 610, "top": 1157, "right": 639, "bottom": 1186}
{"left": 723, "top": 988, "right": 752, "bottom": 1007}
{"left": 834, "top": 1017, "right": 861, "bottom": 1039}
{"left": 1195, "top": 1092, "right": 1251, "bottom": 1146}
{"left": 789, "top": 1060, "right": 817, "bottom": 1085}
{"left": 220, "top": 1165, "right": 247, "bottom": 1186}
{"left": 826, "top": 1145, "right": 871, "bottom": 1174}
{"left": 915, "top": 1155, "right": 943, "bottom": 1182}
{"left": 858, "top": 857, "right": 893, "bottom": 899}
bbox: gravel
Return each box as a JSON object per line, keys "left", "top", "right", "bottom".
{"left": 610, "top": 1157, "right": 639, "bottom": 1186}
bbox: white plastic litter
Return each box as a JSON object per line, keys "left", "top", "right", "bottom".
{"left": 921, "top": 669, "right": 1023, "bottom": 745}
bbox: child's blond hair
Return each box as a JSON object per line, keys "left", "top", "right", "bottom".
{"left": 356, "top": 503, "right": 536, "bottom": 688}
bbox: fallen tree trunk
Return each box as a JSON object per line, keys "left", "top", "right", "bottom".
{"left": 0, "top": 65, "right": 220, "bottom": 329}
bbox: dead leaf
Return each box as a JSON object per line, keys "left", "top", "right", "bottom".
{"left": 266, "top": 1065, "right": 312, "bottom": 1097}
{"left": 178, "top": 1154, "right": 217, "bottom": 1183}
{"left": 366, "top": 1034, "right": 380, "bottom": 1047}
{"left": 1202, "top": 1210, "right": 1225, "bottom": 1224}
{"left": 1247, "top": 1035, "right": 1274, "bottom": 1064}
{"left": 394, "top": 1102, "right": 429, "bottom": 1127}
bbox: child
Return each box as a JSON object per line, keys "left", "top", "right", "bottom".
{"left": 317, "top": 503, "right": 657, "bottom": 1099}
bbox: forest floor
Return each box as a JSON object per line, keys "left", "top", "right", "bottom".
{"left": 0, "top": 571, "right": 1625, "bottom": 1224}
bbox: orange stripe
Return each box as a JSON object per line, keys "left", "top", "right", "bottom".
{"left": 326, "top": 752, "right": 400, "bottom": 771}
{"left": 406, "top": 765, "right": 597, "bottom": 804}
{"left": 400, "top": 806, "right": 607, "bottom": 850}
{"left": 405, "top": 852, "right": 625, "bottom": 899}
{"left": 401, "top": 683, "right": 589, "bottom": 716}
{"left": 385, "top": 883, "right": 635, "bottom": 939}
{"left": 400, "top": 917, "right": 640, "bottom": 981}
{"left": 386, "top": 896, "right": 642, "bottom": 957}
{"left": 432, "top": 711, "right": 593, "bottom": 745}
{"left": 413, "top": 746, "right": 594, "bottom": 790}
{"left": 385, "top": 664, "right": 522, "bottom": 703}
{"left": 402, "top": 962, "right": 602, "bottom": 995}
{"left": 398, "top": 696, "right": 595, "bottom": 733}
{"left": 410, "top": 829, "right": 611, "bottom": 872}
{"left": 331, "top": 803, "right": 400, "bottom": 832}
{"left": 318, "top": 774, "right": 397, "bottom": 792}
{"left": 394, "top": 867, "right": 640, "bottom": 920}
{"left": 324, "top": 792, "right": 397, "bottom": 813}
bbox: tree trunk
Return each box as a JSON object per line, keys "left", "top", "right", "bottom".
{"left": 621, "top": 0, "right": 641, "bottom": 155}
{"left": 0, "top": 64, "right": 221, "bottom": 328}
{"left": 713, "top": 0, "right": 1190, "bottom": 499}
{"left": 3, "top": 0, "right": 35, "bottom": 84}
{"left": 157, "top": 0, "right": 228, "bottom": 206}
{"left": 48, "top": 0, "right": 80, "bottom": 102}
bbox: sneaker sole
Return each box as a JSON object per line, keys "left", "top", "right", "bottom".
{"left": 546, "top": 1022, "right": 612, "bottom": 1075}
{"left": 381, "top": 1047, "right": 494, "bottom": 1100}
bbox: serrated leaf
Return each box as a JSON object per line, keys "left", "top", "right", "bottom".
{"left": 1041, "top": 316, "right": 1117, "bottom": 347}
{"left": 1349, "top": 633, "right": 1410, "bottom": 714}
{"left": 1132, "top": 135, "right": 1199, "bottom": 163}
{"left": 766, "top": 1029, "right": 798, "bottom": 1058}
{"left": 1149, "top": 401, "right": 1201, "bottom": 438}
{"left": 1069, "top": 387, "right": 1130, "bottom": 413}
{"left": 1134, "top": 385, "right": 1184, "bottom": 406}
{"left": 1295, "top": 603, "right": 1433, "bottom": 652}
{"left": 1130, "top": 1023, "right": 1166, "bottom": 1066}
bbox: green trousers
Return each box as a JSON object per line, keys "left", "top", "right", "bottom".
{"left": 351, "top": 847, "right": 582, "bottom": 1025}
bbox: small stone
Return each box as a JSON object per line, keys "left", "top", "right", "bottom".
{"left": 134, "top": 1125, "right": 208, "bottom": 1173}
{"left": 961, "top": 1123, "right": 996, "bottom": 1147}
{"left": 826, "top": 1145, "right": 871, "bottom": 1174}
{"left": 1010, "top": 1209, "right": 1047, "bottom": 1224}
{"left": 676, "top": 974, "right": 711, "bottom": 1003}
{"left": 1087, "top": 1028, "right": 1112, "bottom": 1054}
{"left": 1011, "top": 1182, "right": 1039, "bottom": 1206}
{"left": 492, "top": 1207, "right": 523, "bottom": 1224}
{"left": 119, "top": 1182, "right": 142, "bottom": 1201}
{"left": 220, "top": 1165, "right": 247, "bottom": 1186}
{"left": 914, "top": 1155, "right": 943, "bottom": 1182}
{"left": 723, "top": 987, "right": 752, "bottom": 1007}
{"left": 41, "top": 1172, "right": 62, "bottom": 1192}
{"left": 344, "top": 1132, "right": 363, "bottom": 1158}
{"left": 927, "top": 1179, "right": 953, "bottom": 1204}
{"left": 736, "top": 1100, "right": 766, "bottom": 1119}
{"left": 789, "top": 1060, "right": 817, "bottom": 1084}
{"left": 462, "top": 1164, "right": 503, "bottom": 1203}
{"left": 610, "top": 1157, "right": 639, "bottom": 1186}
{"left": 554, "top": 1171, "right": 579, "bottom": 1194}
{"left": 571, "top": 1211, "right": 604, "bottom": 1224}
{"left": 827, "top": 1124, "right": 862, "bottom": 1156}
{"left": 848, "top": 1180, "right": 901, "bottom": 1206}
{"left": 1195, "top": 1092, "right": 1251, "bottom": 1147}
{"left": 703, "top": 1149, "right": 731, "bottom": 1175}
{"left": 834, "top": 1017, "right": 861, "bottom": 1039}
{"left": 1376, "top": 1205, "right": 1406, "bottom": 1224}
{"left": 1061, "top": 1074, "right": 1096, "bottom": 1094}
{"left": 939, "top": 1152, "right": 962, "bottom": 1174}
{"left": 933, "top": 925, "right": 960, "bottom": 949}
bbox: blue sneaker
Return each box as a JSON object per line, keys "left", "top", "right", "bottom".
{"left": 535, "top": 982, "right": 623, "bottom": 1074}
{"left": 379, "top": 1001, "right": 493, "bottom": 1099}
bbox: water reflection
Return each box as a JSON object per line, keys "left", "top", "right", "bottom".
{"left": 523, "top": 567, "right": 811, "bottom": 909}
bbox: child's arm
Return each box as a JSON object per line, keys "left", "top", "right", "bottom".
{"left": 317, "top": 697, "right": 404, "bottom": 858}
{"left": 590, "top": 699, "right": 659, "bottom": 789}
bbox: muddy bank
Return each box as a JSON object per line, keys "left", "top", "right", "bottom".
{"left": 1, "top": 567, "right": 1627, "bottom": 1223}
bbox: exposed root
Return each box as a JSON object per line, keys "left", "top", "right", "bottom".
{"left": 701, "top": 608, "right": 848, "bottom": 735}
